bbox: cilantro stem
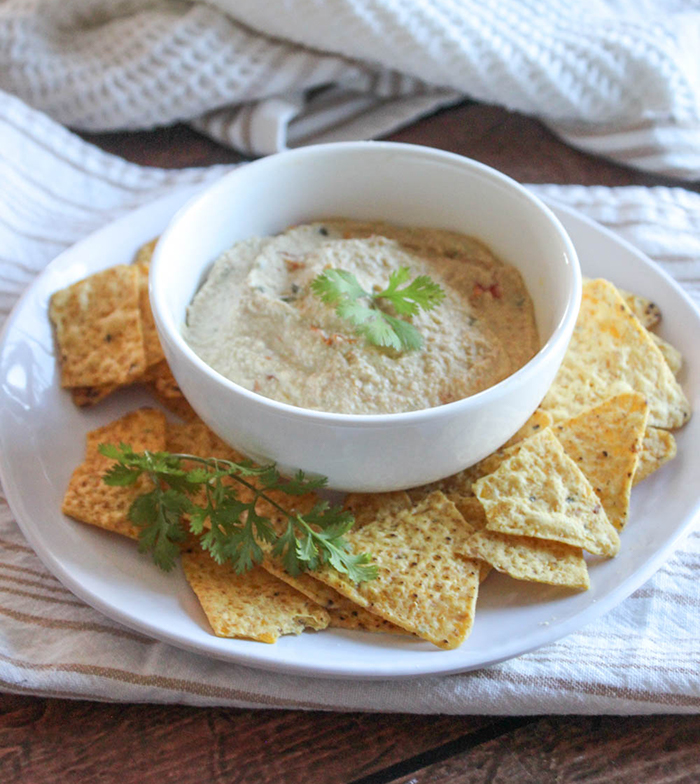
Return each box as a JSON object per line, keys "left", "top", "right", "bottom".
{"left": 101, "top": 444, "right": 377, "bottom": 582}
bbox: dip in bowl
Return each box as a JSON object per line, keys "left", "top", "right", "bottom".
{"left": 150, "top": 142, "right": 581, "bottom": 492}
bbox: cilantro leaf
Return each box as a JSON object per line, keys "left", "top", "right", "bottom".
{"left": 100, "top": 444, "right": 376, "bottom": 583}
{"left": 311, "top": 269, "right": 366, "bottom": 303}
{"left": 310, "top": 266, "right": 443, "bottom": 352}
{"left": 378, "top": 269, "right": 445, "bottom": 315}
{"left": 356, "top": 312, "right": 402, "bottom": 350}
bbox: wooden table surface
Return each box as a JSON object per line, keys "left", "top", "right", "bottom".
{"left": 2, "top": 101, "right": 699, "bottom": 784}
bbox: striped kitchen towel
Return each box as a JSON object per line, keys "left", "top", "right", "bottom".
{"left": 1, "top": 92, "right": 699, "bottom": 712}
{"left": 1, "top": 0, "right": 700, "bottom": 179}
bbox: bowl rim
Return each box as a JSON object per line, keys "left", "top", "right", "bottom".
{"left": 150, "top": 141, "right": 582, "bottom": 426}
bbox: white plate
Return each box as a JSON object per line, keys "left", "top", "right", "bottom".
{"left": 1, "top": 187, "right": 699, "bottom": 680}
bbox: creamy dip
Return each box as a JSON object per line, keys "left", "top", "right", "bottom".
{"left": 184, "top": 220, "right": 539, "bottom": 415}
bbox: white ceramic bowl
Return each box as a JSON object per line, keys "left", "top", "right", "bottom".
{"left": 150, "top": 142, "right": 581, "bottom": 492}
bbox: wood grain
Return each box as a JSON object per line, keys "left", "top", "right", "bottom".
{"left": 388, "top": 715, "right": 700, "bottom": 784}
{"left": 0, "top": 694, "right": 494, "bottom": 784}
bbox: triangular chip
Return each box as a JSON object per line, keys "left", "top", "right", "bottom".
{"left": 260, "top": 559, "right": 405, "bottom": 634}
{"left": 447, "top": 496, "right": 492, "bottom": 581}
{"left": 49, "top": 265, "right": 146, "bottom": 388}
{"left": 63, "top": 408, "right": 167, "bottom": 539}
{"left": 649, "top": 333, "right": 682, "bottom": 375}
{"left": 451, "top": 495, "right": 489, "bottom": 530}
{"left": 135, "top": 253, "right": 166, "bottom": 369}
{"left": 167, "top": 419, "right": 257, "bottom": 516}
{"left": 133, "top": 237, "right": 158, "bottom": 267}
{"left": 182, "top": 549, "right": 329, "bottom": 642}
{"left": 145, "top": 359, "right": 198, "bottom": 421}
{"left": 342, "top": 491, "right": 413, "bottom": 530}
{"left": 541, "top": 279, "right": 690, "bottom": 428}
{"left": 313, "top": 492, "right": 481, "bottom": 649}
{"left": 165, "top": 419, "right": 244, "bottom": 462}
{"left": 407, "top": 410, "right": 553, "bottom": 504}
{"left": 618, "top": 288, "right": 661, "bottom": 329}
{"left": 326, "top": 607, "right": 407, "bottom": 633}
{"left": 71, "top": 383, "right": 120, "bottom": 407}
{"left": 552, "top": 392, "right": 648, "bottom": 531}
{"left": 461, "top": 527, "right": 589, "bottom": 590}
{"left": 634, "top": 427, "right": 677, "bottom": 485}
{"left": 502, "top": 409, "right": 554, "bottom": 448}
{"left": 474, "top": 428, "right": 620, "bottom": 557}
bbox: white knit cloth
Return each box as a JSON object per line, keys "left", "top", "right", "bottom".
{"left": 1, "top": 91, "right": 700, "bottom": 713}
{"left": 1, "top": 0, "right": 700, "bottom": 178}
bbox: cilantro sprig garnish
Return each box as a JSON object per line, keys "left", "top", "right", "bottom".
{"left": 310, "top": 267, "right": 445, "bottom": 351}
{"left": 99, "top": 443, "right": 377, "bottom": 582}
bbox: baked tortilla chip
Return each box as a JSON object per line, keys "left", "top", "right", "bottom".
{"left": 258, "top": 486, "right": 408, "bottom": 633}
{"left": 451, "top": 495, "right": 489, "bottom": 530}
{"left": 145, "top": 360, "right": 198, "bottom": 421}
{"left": 260, "top": 559, "right": 405, "bottom": 634}
{"left": 49, "top": 265, "right": 146, "bottom": 388}
{"left": 165, "top": 419, "right": 244, "bottom": 462}
{"left": 541, "top": 279, "right": 690, "bottom": 428}
{"left": 71, "top": 383, "right": 120, "bottom": 407}
{"left": 618, "top": 288, "right": 661, "bottom": 329}
{"left": 326, "top": 607, "right": 408, "bottom": 633}
{"left": 342, "top": 491, "right": 413, "bottom": 530}
{"left": 447, "top": 496, "right": 492, "bottom": 581}
{"left": 313, "top": 491, "right": 481, "bottom": 649}
{"left": 166, "top": 419, "right": 253, "bottom": 514}
{"left": 182, "top": 549, "right": 329, "bottom": 642}
{"left": 553, "top": 392, "right": 648, "bottom": 531}
{"left": 407, "top": 410, "right": 553, "bottom": 504}
{"left": 634, "top": 427, "right": 677, "bottom": 485}
{"left": 135, "top": 253, "right": 166, "bottom": 369}
{"left": 63, "top": 408, "right": 167, "bottom": 539}
{"left": 649, "top": 333, "right": 682, "bottom": 375}
{"left": 474, "top": 428, "right": 620, "bottom": 557}
{"left": 503, "top": 409, "right": 553, "bottom": 448}
{"left": 133, "top": 237, "right": 158, "bottom": 267}
{"left": 462, "top": 528, "right": 589, "bottom": 590}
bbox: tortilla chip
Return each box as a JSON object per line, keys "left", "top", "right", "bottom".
{"left": 407, "top": 410, "right": 553, "bottom": 505}
{"left": 618, "top": 288, "right": 661, "bottom": 329}
{"left": 541, "top": 279, "right": 690, "bottom": 429}
{"left": 474, "top": 428, "right": 620, "bottom": 557}
{"left": 182, "top": 549, "right": 329, "bottom": 642}
{"left": 71, "top": 383, "right": 120, "bottom": 407}
{"left": 133, "top": 237, "right": 158, "bottom": 267}
{"left": 135, "top": 255, "right": 165, "bottom": 369}
{"left": 502, "top": 409, "right": 554, "bottom": 448}
{"left": 452, "top": 495, "right": 489, "bottom": 529}
{"left": 326, "top": 607, "right": 408, "bottom": 633}
{"left": 650, "top": 333, "right": 682, "bottom": 375}
{"left": 85, "top": 408, "right": 167, "bottom": 456}
{"left": 342, "top": 491, "right": 413, "bottom": 530}
{"left": 257, "top": 485, "right": 407, "bottom": 633}
{"left": 166, "top": 419, "right": 254, "bottom": 516}
{"left": 634, "top": 427, "right": 677, "bottom": 485}
{"left": 446, "top": 496, "right": 492, "bottom": 581}
{"left": 462, "top": 528, "right": 589, "bottom": 590}
{"left": 63, "top": 408, "right": 167, "bottom": 539}
{"left": 313, "top": 491, "right": 481, "bottom": 649}
{"left": 552, "top": 392, "right": 648, "bottom": 531}
{"left": 165, "top": 419, "right": 244, "bottom": 462}
{"left": 260, "top": 559, "right": 405, "bottom": 634}
{"left": 49, "top": 265, "right": 146, "bottom": 388}
{"left": 145, "top": 360, "right": 198, "bottom": 421}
